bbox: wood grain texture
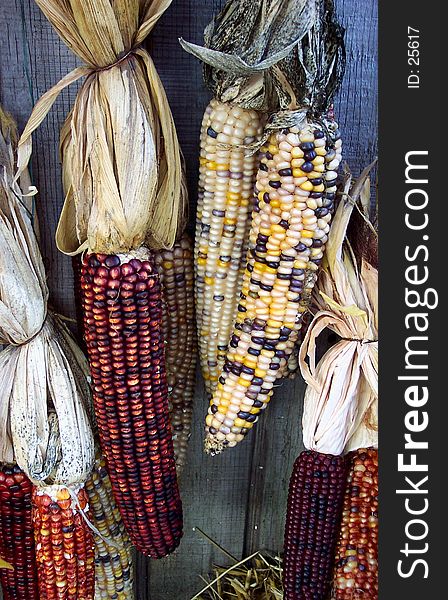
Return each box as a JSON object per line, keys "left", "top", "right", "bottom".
{"left": 0, "top": 1, "right": 377, "bottom": 599}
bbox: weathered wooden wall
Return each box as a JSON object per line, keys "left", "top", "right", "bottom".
{"left": 0, "top": 1, "right": 377, "bottom": 598}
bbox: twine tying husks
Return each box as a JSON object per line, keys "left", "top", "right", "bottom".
{"left": 65, "top": 486, "right": 121, "bottom": 550}
{"left": 16, "top": 0, "right": 186, "bottom": 255}
{"left": 299, "top": 165, "right": 378, "bottom": 456}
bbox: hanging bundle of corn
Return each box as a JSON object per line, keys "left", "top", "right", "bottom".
{"left": 181, "top": 0, "right": 316, "bottom": 397}
{"left": 332, "top": 448, "right": 378, "bottom": 599}
{"left": 17, "top": 0, "right": 186, "bottom": 557}
{"left": 0, "top": 464, "right": 38, "bottom": 600}
{"left": 203, "top": 0, "right": 345, "bottom": 454}
{"left": 154, "top": 232, "right": 196, "bottom": 472}
{"left": 283, "top": 166, "right": 378, "bottom": 600}
{"left": 0, "top": 106, "right": 96, "bottom": 599}
{"left": 85, "top": 450, "right": 134, "bottom": 600}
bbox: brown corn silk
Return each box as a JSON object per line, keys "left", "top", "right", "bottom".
{"left": 16, "top": 1, "right": 185, "bottom": 556}
{"left": 332, "top": 448, "right": 378, "bottom": 599}
{"left": 203, "top": 0, "right": 346, "bottom": 454}
{"left": 85, "top": 450, "right": 134, "bottom": 600}
{"left": 0, "top": 107, "right": 95, "bottom": 599}
{"left": 154, "top": 233, "right": 197, "bottom": 473}
{"left": 181, "top": 0, "right": 316, "bottom": 397}
{"left": 0, "top": 465, "right": 38, "bottom": 600}
{"left": 283, "top": 166, "right": 378, "bottom": 600}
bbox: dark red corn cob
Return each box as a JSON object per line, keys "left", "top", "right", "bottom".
{"left": 283, "top": 450, "right": 347, "bottom": 600}
{"left": 0, "top": 465, "right": 38, "bottom": 600}
{"left": 332, "top": 448, "right": 378, "bottom": 598}
{"left": 80, "top": 250, "right": 183, "bottom": 557}
{"left": 72, "top": 255, "right": 87, "bottom": 351}
{"left": 32, "top": 487, "right": 95, "bottom": 600}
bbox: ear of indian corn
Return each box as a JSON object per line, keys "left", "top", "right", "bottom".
{"left": 0, "top": 464, "right": 39, "bottom": 600}
{"left": 80, "top": 250, "right": 182, "bottom": 557}
{"left": 204, "top": 0, "right": 345, "bottom": 453}
{"left": 205, "top": 123, "right": 342, "bottom": 452}
{"left": 283, "top": 450, "right": 347, "bottom": 600}
{"left": 154, "top": 233, "right": 197, "bottom": 472}
{"left": 32, "top": 486, "right": 95, "bottom": 600}
{"left": 332, "top": 448, "right": 378, "bottom": 599}
{"left": 194, "top": 100, "right": 262, "bottom": 395}
{"left": 85, "top": 453, "right": 134, "bottom": 600}
{"left": 17, "top": 1, "right": 185, "bottom": 559}
{"left": 181, "top": 0, "right": 320, "bottom": 398}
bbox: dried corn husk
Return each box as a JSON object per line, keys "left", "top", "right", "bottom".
{"left": 180, "top": 0, "right": 316, "bottom": 110}
{"left": 299, "top": 165, "right": 378, "bottom": 456}
{"left": 17, "top": 0, "right": 186, "bottom": 254}
{"left": 0, "top": 106, "right": 94, "bottom": 486}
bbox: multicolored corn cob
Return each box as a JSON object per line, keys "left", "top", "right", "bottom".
{"left": 155, "top": 233, "right": 197, "bottom": 472}
{"left": 283, "top": 450, "right": 347, "bottom": 600}
{"left": 283, "top": 311, "right": 312, "bottom": 379}
{"left": 332, "top": 449, "right": 378, "bottom": 599}
{"left": 32, "top": 486, "right": 95, "bottom": 600}
{"left": 80, "top": 250, "right": 183, "bottom": 557}
{"left": 85, "top": 454, "right": 134, "bottom": 600}
{"left": 0, "top": 465, "right": 38, "bottom": 600}
{"left": 195, "top": 99, "right": 262, "bottom": 395}
{"left": 205, "top": 123, "right": 342, "bottom": 452}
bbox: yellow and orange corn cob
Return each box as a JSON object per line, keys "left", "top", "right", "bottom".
{"left": 85, "top": 454, "right": 134, "bottom": 600}
{"left": 283, "top": 450, "right": 347, "bottom": 600}
{"left": 205, "top": 123, "right": 342, "bottom": 452}
{"left": 80, "top": 250, "right": 183, "bottom": 557}
{"left": 0, "top": 465, "right": 38, "bottom": 600}
{"left": 155, "top": 233, "right": 197, "bottom": 472}
{"left": 32, "top": 486, "right": 95, "bottom": 600}
{"left": 195, "top": 99, "right": 263, "bottom": 396}
{"left": 332, "top": 448, "right": 378, "bottom": 599}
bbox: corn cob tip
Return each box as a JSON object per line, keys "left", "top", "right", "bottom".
{"left": 204, "top": 436, "right": 225, "bottom": 456}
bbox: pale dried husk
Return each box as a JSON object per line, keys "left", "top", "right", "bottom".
{"left": 180, "top": 0, "right": 317, "bottom": 111}
{"left": 299, "top": 165, "right": 378, "bottom": 456}
{"left": 0, "top": 107, "right": 94, "bottom": 486}
{"left": 17, "top": 0, "right": 186, "bottom": 254}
